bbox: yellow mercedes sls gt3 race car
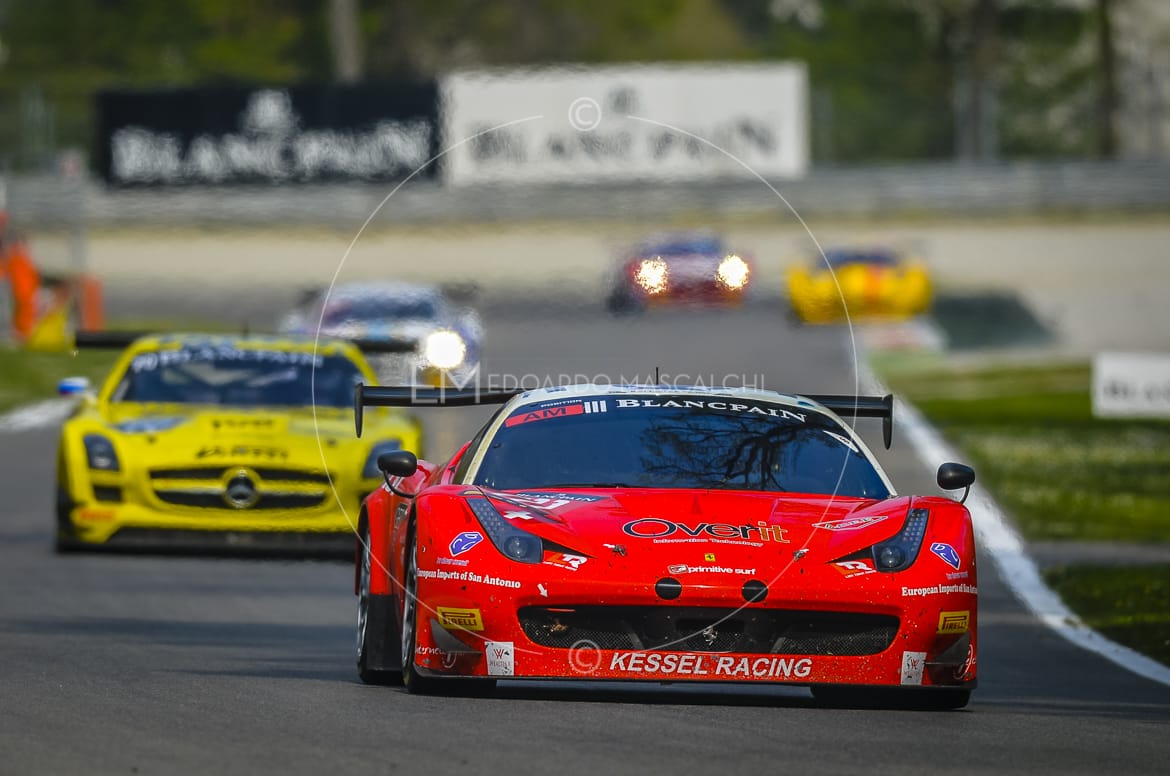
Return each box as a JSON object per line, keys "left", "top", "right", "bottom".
{"left": 54, "top": 332, "right": 422, "bottom": 554}
{"left": 786, "top": 248, "right": 932, "bottom": 324}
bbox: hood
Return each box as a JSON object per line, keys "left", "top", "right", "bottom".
{"left": 99, "top": 404, "right": 364, "bottom": 463}
{"left": 479, "top": 487, "right": 911, "bottom": 569}
{"left": 321, "top": 319, "right": 441, "bottom": 342}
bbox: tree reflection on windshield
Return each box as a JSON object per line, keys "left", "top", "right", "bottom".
{"left": 473, "top": 397, "right": 890, "bottom": 498}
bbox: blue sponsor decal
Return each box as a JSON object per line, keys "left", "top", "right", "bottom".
{"left": 930, "top": 542, "right": 961, "bottom": 570}
{"left": 449, "top": 531, "right": 483, "bottom": 556}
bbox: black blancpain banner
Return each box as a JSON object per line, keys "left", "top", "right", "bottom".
{"left": 96, "top": 83, "right": 439, "bottom": 184}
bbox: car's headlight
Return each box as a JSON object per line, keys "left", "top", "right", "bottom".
{"left": 717, "top": 255, "right": 750, "bottom": 289}
{"left": 465, "top": 496, "right": 543, "bottom": 564}
{"left": 83, "top": 434, "right": 120, "bottom": 472}
{"left": 872, "top": 508, "right": 928, "bottom": 572}
{"left": 362, "top": 440, "right": 402, "bottom": 478}
{"left": 423, "top": 330, "right": 467, "bottom": 370}
{"left": 634, "top": 258, "right": 669, "bottom": 293}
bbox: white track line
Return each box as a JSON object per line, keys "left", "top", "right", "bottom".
{"left": 866, "top": 368, "right": 1170, "bottom": 688}
{"left": 0, "top": 398, "right": 75, "bottom": 433}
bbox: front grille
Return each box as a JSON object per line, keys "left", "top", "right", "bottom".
{"left": 153, "top": 490, "right": 327, "bottom": 510}
{"left": 150, "top": 466, "right": 330, "bottom": 484}
{"left": 252, "top": 468, "right": 331, "bottom": 484}
{"left": 518, "top": 606, "right": 898, "bottom": 656}
{"left": 150, "top": 467, "right": 223, "bottom": 480}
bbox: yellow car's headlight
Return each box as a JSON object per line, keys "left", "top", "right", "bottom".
{"left": 716, "top": 255, "right": 750, "bottom": 290}
{"left": 83, "top": 433, "right": 120, "bottom": 471}
{"left": 423, "top": 330, "right": 467, "bottom": 370}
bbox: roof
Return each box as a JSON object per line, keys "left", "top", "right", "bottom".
{"left": 130, "top": 332, "right": 361, "bottom": 356}
{"left": 635, "top": 232, "right": 724, "bottom": 257}
{"left": 508, "top": 382, "right": 829, "bottom": 414}
{"left": 326, "top": 281, "right": 444, "bottom": 302}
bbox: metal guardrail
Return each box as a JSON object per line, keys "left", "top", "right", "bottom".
{"left": 6, "top": 161, "right": 1170, "bottom": 229}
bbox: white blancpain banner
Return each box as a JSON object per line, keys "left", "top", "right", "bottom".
{"left": 1092, "top": 352, "right": 1170, "bottom": 418}
{"left": 441, "top": 64, "right": 808, "bottom": 186}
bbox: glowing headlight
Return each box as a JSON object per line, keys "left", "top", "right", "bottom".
{"left": 423, "top": 330, "right": 467, "bottom": 370}
{"left": 634, "top": 258, "right": 669, "bottom": 294}
{"left": 717, "top": 255, "right": 750, "bottom": 289}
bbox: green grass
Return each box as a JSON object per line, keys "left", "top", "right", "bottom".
{"left": 0, "top": 347, "right": 119, "bottom": 414}
{"left": 886, "top": 363, "right": 1170, "bottom": 543}
{"left": 1045, "top": 565, "right": 1170, "bottom": 668}
{"left": 883, "top": 359, "right": 1170, "bottom": 668}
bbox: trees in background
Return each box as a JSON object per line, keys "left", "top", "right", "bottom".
{"left": 0, "top": 0, "right": 1150, "bottom": 168}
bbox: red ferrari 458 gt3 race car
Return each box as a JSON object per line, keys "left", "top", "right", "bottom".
{"left": 352, "top": 383, "right": 978, "bottom": 709}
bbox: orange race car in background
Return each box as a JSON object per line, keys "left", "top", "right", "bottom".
{"left": 786, "top": 247, "right": 931, "bottom": 324}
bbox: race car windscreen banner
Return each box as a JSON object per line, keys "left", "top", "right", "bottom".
{"left": 96, "top": 82, "right": 440, "bottom": 185}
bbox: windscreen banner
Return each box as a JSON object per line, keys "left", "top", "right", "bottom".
{"left": 440, "top": 64, "right": 808, "bottom": 186}
{"left": 96, "top": 83, "right": 440, "bottom": 185}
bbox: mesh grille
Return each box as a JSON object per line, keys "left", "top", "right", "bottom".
{"left": 153, "top": 490, "right": 327, "bottom": 510}
{"left": 518, "top": 606, "right": 898, "bottom": 656}
{"left": 150, "top": 467, "right": 223, "bottom": 480}
{"left": 151, "top": 466, "right": 330, "bottom": 484}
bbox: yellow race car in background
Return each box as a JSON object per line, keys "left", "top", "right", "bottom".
{"left": 55, "top": 332, "right": 422, "bottom": 554}
{"left": 786, "top": 247, "right": 932, "bottom": 324}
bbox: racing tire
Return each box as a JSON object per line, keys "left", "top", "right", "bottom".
{"left": 401, "top": 527, "right": 495, "bottom": 696}
{"left": 357, "top": 528, "right": 403, "bottom": 686}
{"left": 811, "top": 686, "right": 971, "bottom": 711}
{"left": 54, "top": 486, "right": 83, "bottom": 554}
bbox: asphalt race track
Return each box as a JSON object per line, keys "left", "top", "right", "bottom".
{"left": 2, "top": 302, "right": 1168, "bottom": 775}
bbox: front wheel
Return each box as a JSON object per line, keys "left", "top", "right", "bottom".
{"left": 357, "top": 528, "right": 402, "bottom": 685}
{"left": 401, "top": 528, "right": 495, "bottom": 696}
{"left": 54, "top": 485, "right": 82, "bottom": 554}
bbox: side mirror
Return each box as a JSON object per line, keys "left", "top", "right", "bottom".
{"left": 58, "top": 376, "right": 91, "bottom": 396}
{"left": 378, "top": 450, "right": 418, "bottom": 478}
{"left": 937, "top": 462, "right": 975, "bottom": 503}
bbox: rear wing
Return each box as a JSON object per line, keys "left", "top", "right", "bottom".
{"left": 805, "top": 394, "right": 894, "bottom": 449}
{"left": 354, "top": 385, "right": 521, "bottom": 436}
{"left": 71, "top": 330, "right": 417, "bottom": 354}
{"left": 353, "top": 384, "right": 894, "bottom": 447}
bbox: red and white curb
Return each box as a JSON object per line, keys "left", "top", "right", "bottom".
{"left": 866, "top": 368, "right": 1170, "bottom": 689}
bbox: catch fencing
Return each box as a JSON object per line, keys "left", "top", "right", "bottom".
{"left": 6, "top": 160, "right": 1170, "bottom": 229}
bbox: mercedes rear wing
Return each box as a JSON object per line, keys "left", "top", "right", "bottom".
{"left": 71, "top": 330, "right": 417, "bottom": 354}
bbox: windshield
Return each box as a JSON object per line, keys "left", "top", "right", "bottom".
{"left": 322, "top": 296, "right": 441, "bottom": 326}
{"left": 824, "top": 249, "right": 899, "bottom": 269}
{"left": 640, "top": 236, "right": 723, "bottom": 256}
{"left": 473, "top": 395, "right": 890, "bottom": 498}
{"left": 111, "top": 346, "right": 365, "bottom": 408}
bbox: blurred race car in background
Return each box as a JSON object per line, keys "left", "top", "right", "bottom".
{"left": 352, "top": 382, "right": 978, "bottom": 710}
{"left": 281, "top": 281, "right": 482, "bottom": 386}
{"left": 786, "top": 247, "right": 932, "bottom": 324}
{"left": 54, "top": 332, "right": 421, "bottom": 554}
{"left": 606, "top": 233, "right": 753, "bottom": 313}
